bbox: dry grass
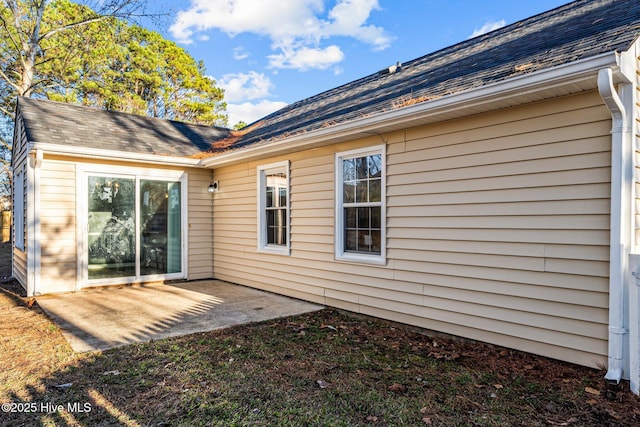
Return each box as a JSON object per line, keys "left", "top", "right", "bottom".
{"left": 1, "top": 242, "right": 639, "bottom": 426}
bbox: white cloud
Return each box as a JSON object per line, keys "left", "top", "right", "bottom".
{"left": 170, "top": 0, "right": 391, "bottom": 71}
{"left": 218, "top": 72, "right": 274, "bottom": 103}
{"left": 233, "top": 47, "right": 249, "bottom": 60}
{"left": 469, "top": 19, "right": 506, "bottom": 38}
{"left": 323, "top": 0, "right": 390, "bottom": 50}
{"left": 217, "top": 72, "right": 288, "bottom": 126}
{"left": 227, "top": 100, "right": 288, "bottom": 126}
{"left": 268, "top": 45, "right": 344, "bottom": 70}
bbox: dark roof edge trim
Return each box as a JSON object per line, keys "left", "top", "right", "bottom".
{"left": 203, "top": 50, "right": 629, "bottom": 169}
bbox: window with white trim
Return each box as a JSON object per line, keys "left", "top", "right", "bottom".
{"left": 257, "top": 161, "right": 290, "bottom": 255}
{"left": 13, "top": 167, "right": 24, "bottom": 250}
{"left": 335, "top": 145, "right": 385, "bottom": 264}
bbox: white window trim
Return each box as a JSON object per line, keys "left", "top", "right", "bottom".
{"left": 335, "top": 145, "right": 386, "bottom": 265}
{"left": 257, "top": 160, "right": 290, "bottom": 255}
{"left": 13, "top": 167, "right": 25, "bottom": 250}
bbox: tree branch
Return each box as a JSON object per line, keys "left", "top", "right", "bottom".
{"left": 38, "top": 15, "right": 112, "bottom": 41}
{"left": 0, "top": 105, "right": 15, "bottom": 121}
{"left": 0, "top": 68, "right": 21, "bottom": 93}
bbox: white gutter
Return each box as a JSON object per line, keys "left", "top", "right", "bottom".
{"left": 202, "top": 52, "right": 619, "bottom": 168}
{"left": 598, "top": 67, "right": 633, "bottom": 385}
{"left": 30, "top": 142, "right": 202, "bottom": 167}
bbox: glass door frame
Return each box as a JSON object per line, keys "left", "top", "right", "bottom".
{"left": 76, "top": 164, "right": 188, "bottom": 289}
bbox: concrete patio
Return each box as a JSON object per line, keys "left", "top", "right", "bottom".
{"left": 36, "top": 280, "right": 324, "bottom": 352}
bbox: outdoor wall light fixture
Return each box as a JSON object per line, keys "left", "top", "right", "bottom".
{"left": 208, "top": 181, "right": 219, "bottom": 193}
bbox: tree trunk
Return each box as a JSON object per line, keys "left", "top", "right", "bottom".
{"left": 14, "top": 1, "right": 46, "bottom": 97}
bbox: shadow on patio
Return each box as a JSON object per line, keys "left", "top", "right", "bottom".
{"left": 36, "top": 280, "right": 323, "bottom": 352}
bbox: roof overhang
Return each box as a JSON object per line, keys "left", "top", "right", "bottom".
{"left": 202, "top": 50, "right": 630, "bottom": 168}
{"left": 28, "top": 142, "right": 202, "bottom": 167}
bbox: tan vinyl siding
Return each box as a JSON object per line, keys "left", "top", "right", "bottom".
{"left": 11, "top": 112, "right": 29, "bottom": 288}
{"left": 213, "top": 91, "right": 611, "bottom": 367}
{"left": 187, "top": 168, "right": 214, "bottom": 280}
{"left": 39, "top": 160, "right": 77, "bottom": 293}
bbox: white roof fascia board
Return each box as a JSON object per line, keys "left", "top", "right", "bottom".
{"left": 202, "top": 51, "right": 620, "bottom": 168}
{"left": 30, "top": 142, "right": 202, "bottom": 167}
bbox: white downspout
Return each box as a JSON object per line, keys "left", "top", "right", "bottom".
{"left": 598, "top": 68, "right": 633, "bottom": 384}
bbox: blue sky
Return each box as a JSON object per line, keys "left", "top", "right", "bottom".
{"left": 151, "top": 1, "right": 570, "bottom": 127}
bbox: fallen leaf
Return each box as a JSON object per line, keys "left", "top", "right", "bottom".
{"left": 608, "top": 411, "right": 622, "bottom": 420}
{"left": 53, "top": 383, "right": 73, "bottom": 390}
{"left": 102, "top": 370, "right": 120, "bottom": 376}
{"left": 366, "top": 415, "right": 378, "bottom": 422}
{"left": 473, "top": 384, "right": 486, "bottom": 389}
{"left": 420, "top": 407, "right": 429, "bottom": 414}
{"left": 422, "top": 417, "right": 432, "bottom": 425}
{"left": 317, "top": 380, "right": 330, "bottom": 389}
{"left": 320, "top": 324, "right": 337, "bottom": 331}
{"left": 524, "top": 364, "right": 534, "bottom": 370}
{"left": 388, "top": 383, "right": 406, "bottom": 392}
{"left": 586, "top": 399, "right": 598, "bottom": 405}
{"left": 493, "top": 384, "right": 503, "bottom": 389}
{"left": 584, "top": 387, "right": 600, "bottom": 396}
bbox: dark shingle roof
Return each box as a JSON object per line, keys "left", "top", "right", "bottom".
{"left": 18, "top": 96, "right": 230, "bottom": 157}
{"left": 16, "top": 0, "right": 640, "bottom": 159}
{"left": 221, "top": 0, "right": 640, "bottom": 151}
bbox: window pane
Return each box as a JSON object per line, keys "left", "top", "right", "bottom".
{"left": 266, "top": 187, "right": 275, "bottom": 208}
{"left": 371, "top": 206, "right": 381, "bottom": 229}
{"left": 266, "top": 209, "right": 275, "bottom": 227}
{"left": 345, "top": 230, "right": 357, "bottom": 252}
{"left": 141, "top": 180, "right": 182, "bottom": 276}
{"left": 369, "top": 178, "right": 381, "bottom": 202}
{"left": 356, "top": 181, "right": 368, "bottom": 203}
{"left": 343, "top": 182, "right": 355, "bottom": 203}
{"left": 343, "top": 158, "right": 355, "bottom": 181}
{"left": 267, "top": 225, "right": 276, "bottom": 245}
{"left": 357, "top": 207, "right": 370, "bottom": 229}
{"left": 368, "top": 154, "right": 382, "bottom": 178}
{"left": 356, "top": 157, "right": 368, "bottom": 179}
{"left": 266, "top": 209, "right": 287, "bottom": 245}
{"left": 345, "top": 207, "right": 357, "bottom": 228}
{"left": 370, "top": 230, "right": 381, "bottom": 253}
{"left": 88, "top": 176, "right": 136, "bottom": 279}
{"left": 279, "top": 187, "right": 287, "bottom": 207}
{"left": 358, "top": 231, "right": 372, "bottom": 252}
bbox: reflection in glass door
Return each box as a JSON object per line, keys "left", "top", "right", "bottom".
{"left": 88, "top": 176, "right": 136, "bottom": 279}
{"left": 87, "top": 175, "right": 182, "bottom": 282}
{"left": 140, "top": 180, "right": 181, "bottom": 276}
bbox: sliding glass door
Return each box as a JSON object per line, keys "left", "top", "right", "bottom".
{"left": 88, "top": 176, "right": 136, "bottom": 280}
{"left": 140, "top": 180, "right": 181, "bottom": 276}
{"left": 86, "top": 173, "right": 184, "bottom": 283}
